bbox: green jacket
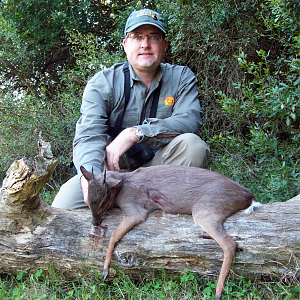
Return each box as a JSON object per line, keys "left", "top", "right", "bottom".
{"left": 73, "top": 62, "right": 203, "bottom": 176}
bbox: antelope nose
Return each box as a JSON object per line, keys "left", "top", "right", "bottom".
{"left": 92, "top": 217, "right": 102, "bottom": 226}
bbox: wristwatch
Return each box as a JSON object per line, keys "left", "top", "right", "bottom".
{"left": 135, "top": 128, "right": 144, "bottom": 141}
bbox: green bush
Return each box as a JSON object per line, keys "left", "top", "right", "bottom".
{"left": 1, "top": 0, "right": 299, "bottom": 203}
{"left": 214, "top": 0, "right": 300, "bottom": 202}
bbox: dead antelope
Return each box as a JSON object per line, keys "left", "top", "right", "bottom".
{"left": 81, "top": 165, "right": 260, "bottom": 300}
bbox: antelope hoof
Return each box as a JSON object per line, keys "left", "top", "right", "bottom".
{"left": 103, "top": 268, "right": 109, "bottom": 280}
{"left": 215, "top": 294, "right": 222, "bottom": 300}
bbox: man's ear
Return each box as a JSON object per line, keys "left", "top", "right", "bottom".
{"left": 164, "top": 39, "right": 168, "bottom": 52}
{"left": 123, "top": 39, "right": 127, "bottom": 53}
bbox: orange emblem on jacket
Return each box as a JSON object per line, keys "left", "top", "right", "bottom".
{"left": 164, "top": 97, "right": 174, "bottom": 105}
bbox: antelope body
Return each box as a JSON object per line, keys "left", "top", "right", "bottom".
{"left": 81, "top": 165, "right": 259, "bottom": 300}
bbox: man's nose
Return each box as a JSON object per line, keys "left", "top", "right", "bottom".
{"left": 140, "top": 36, "right": 150, "bottom": 47}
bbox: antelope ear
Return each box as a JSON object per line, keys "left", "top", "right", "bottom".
{"left": 80, "top": 166, "right": 93, "bottom": 181}
{"left": 106, "top": 178, "right": 123, "bottom": 189}
{"left": 102, "top": 168, "right": 107, "bottom": 184}
{"left": 107, "top": 178, "right": 123, "bottom": 199}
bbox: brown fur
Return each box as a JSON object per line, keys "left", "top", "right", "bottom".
{"left": 81, "top": 165, "right": 256, "bottom": 300}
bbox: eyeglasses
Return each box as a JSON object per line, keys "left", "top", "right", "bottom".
{"left": 126, "top": 33, "right": 164, "bottom": 44}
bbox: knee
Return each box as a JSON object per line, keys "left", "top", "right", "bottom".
{"left": 177, "top": 133, "right": 205, "bottom": 147}
{"left": 162, "top": 133, "right": 210, "bottom": 168}
{"left": 51, "top": 175, "right": 87, "bottom": 209}
{"left": 178, "top": 133, "right": 210, "bottom": 153}
{"left": 179, "top": 133, "right": 210, "bottom": 167}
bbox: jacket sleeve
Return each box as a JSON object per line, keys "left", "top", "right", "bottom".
{"left": 73, "top": 72, "right": 111, "bottom": 177}
{"left": 137, "top": 67, "right": 202, "bottom": 148}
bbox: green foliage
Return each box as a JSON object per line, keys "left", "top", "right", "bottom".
{"left": 0, "top": 0, "right": 134, "bottom": 183}
{"left": 180, "top": 268, "right": 195, "bottom": 282}
{"left": 1, "top": 0, "right": 299, "bottom": 203}
{"left": 1, "top": 268, "right": 299, "bottom": 299}
{"left": 0, "top": 85, "right": 78, "bottom": 184}
{"left": 0, "top": 0, "right": 128, "bottom": 96}
{"left": 214, "top": 0, "right": 300, "bottom": 202}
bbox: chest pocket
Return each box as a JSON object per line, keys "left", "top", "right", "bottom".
{"left": 108, "top": 108, "right": 139, "bottom": 129}
{"left": 155, "top": 95, "right": 175, "bottom": 119}
{"left": 121, "top": 108, "right": 139, "bottom": 128}
{"left": 108, "top": 108, "right": 139, "bottom": 132}
{"left": 156, "top": 105, "right": 173, "bottom": 119}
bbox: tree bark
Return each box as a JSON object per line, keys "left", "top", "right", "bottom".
{"left": 0, "top": 155, "right": 299, "bottom": 281}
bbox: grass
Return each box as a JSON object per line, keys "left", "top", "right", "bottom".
{"left": 0, "top": 268, "right": 299, "bottom": 300}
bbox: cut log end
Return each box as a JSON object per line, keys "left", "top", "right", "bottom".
{"left": 1, "top": 155, "right": 57, "bottom": 214}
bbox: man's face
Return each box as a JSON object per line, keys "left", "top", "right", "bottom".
{"left": 123, "top": 25, "right": 168, "bottom": 75}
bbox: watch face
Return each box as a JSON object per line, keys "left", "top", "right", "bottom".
{"left": 135, "top": 129, "right": 140, "bottom": 138}
{"left": 136, "top": 128, "right": 143, "bottom": 140}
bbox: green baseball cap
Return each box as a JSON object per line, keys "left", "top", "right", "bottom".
{"left": 124, "top": 9, "right": 166, "bottom": 35}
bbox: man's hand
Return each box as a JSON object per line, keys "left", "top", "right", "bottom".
{"left": 105, "top": 127, "right": 139, "bottom": 172}
{"left": 80, "top": 175, "right": 90, "bottom": 208}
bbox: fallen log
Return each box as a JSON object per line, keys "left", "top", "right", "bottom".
{"left": 0, "top": 154, "right": 299, "bottom": 282}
